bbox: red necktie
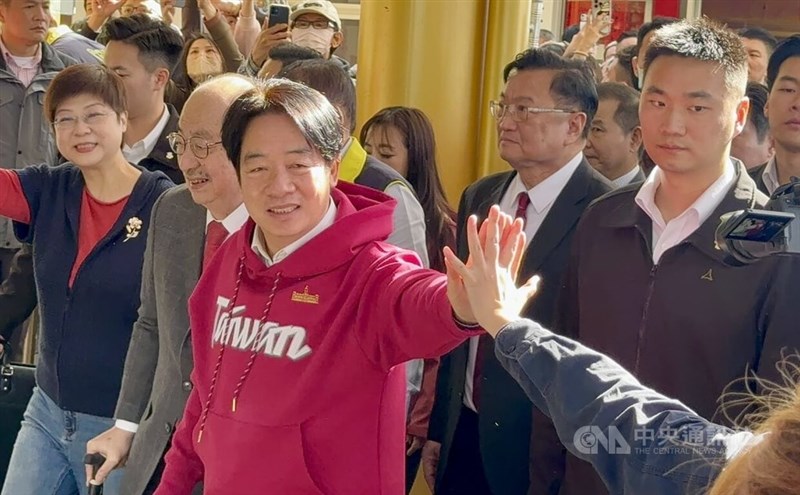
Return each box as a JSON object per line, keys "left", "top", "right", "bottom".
{"left": 203, "top": 221, "right": 228, "bottom": 271}
{"left": 472, "top": 191, "right": 531, "bottom": 411}
{"left": 515, "top": 191, "right": 530, "bottom": 227}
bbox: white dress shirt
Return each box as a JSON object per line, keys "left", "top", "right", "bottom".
{"left": 761, "top": 156, "right": 780, "bottom": 195}
{"left": 635, "top": 160, "right": 737, "bottom": 264}
{"left": 463, "top": 152, "right": 585, "bottom": 412}
{"left": 612, "top": 165, "right": 643, "bottom": 189}
{"left": 115, "top": 202, "right": 249, "bottom": 433}
{"left": 251, "top": 199, "right": 337, "bottom": 266}
{"left": 122, "top": 104, "right": 170, "bottom": 165}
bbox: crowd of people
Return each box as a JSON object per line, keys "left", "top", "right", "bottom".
{"left": 0, "top": 0, "right": 799, "bottom": 494}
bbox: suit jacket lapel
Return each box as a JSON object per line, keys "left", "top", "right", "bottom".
{"left": 519, "top": 160, "right": 593, "bottom": 280}
{"left": 476, "top": 174, "right": 514, "bottom": 218}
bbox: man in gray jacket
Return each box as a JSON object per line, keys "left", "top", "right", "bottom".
{"left": 85, "top": 74, "right": 254, "bottom": 494}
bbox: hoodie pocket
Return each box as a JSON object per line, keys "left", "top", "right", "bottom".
{"left": 199, "top": 411, "right": 326, "bottom": 494}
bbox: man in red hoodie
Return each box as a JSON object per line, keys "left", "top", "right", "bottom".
{"left": 153, "top": 79, "right": 523, "bottom": 494}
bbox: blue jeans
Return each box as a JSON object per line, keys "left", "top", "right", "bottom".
{"left": 1, "top": 387, "right": 124, "bottom": 495}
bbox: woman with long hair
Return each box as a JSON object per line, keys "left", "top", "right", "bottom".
{"left": 361, "top": 107, "right": 456, "bottom": 272}
{"left": 361, "top": 106, "right": 456, "bottom": 491}
{"left": 0, "top": 64, "right": 173, "bottom": 495}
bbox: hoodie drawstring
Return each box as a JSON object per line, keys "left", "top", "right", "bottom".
{"left": 231, "top": 274, "right": 281, "bottom": 412}
{"left": 197, "top": 249, "right": 283, "bottom": 443}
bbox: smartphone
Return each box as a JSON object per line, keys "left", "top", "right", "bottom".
{"left": 173, "top": 0, "right": 185, "bottom": 8}
{"left": 579, "top": 13, "right": 588, "bottom": 30}
{"left": 268, "top": 3, "right": 290, "bottom": 29}
{"left": 592, "top": 0, "right": 612, "bottom": 36}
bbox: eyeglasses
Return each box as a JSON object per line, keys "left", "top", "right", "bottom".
{"left": 168, "top": 133, "right": 223, "bottom": 159}
{"left": 52, "top": 111, "right": 111, "bottom": 130}
{"left": 292, "top": 19, "right": 337, "bottom": 30}
{"left": 489, "top": 101, "right": 575, "bottom": 122}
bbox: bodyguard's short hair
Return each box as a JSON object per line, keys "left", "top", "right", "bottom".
{"left": 221, "top": 78, "right": 344, "bottom": 175}
{"left": 766, "top": 35, "right": 800, "bottom": 91}
{"left": 738, "top": 26, "right": 778, "bottom": 54}
{"left": 745, "top": 82, "right": 770, "bottom": 143}
{"left": 278, "top": 59, "right": 356, "bottom": 134}
{"left": 104, "top": 14, "right": 184, "bottom": 73}
{"left": 643, "top": 18, "right": 748, "bottom": 97}
{"left": 503, "top": 48, "right": 598, "bottom": 138}
{"left": 596, "top": 82, "right": 640, "bottom": 134}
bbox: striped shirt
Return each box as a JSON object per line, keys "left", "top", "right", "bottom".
{"left": 0, "top": 37, "right": 42, "bottom": 87}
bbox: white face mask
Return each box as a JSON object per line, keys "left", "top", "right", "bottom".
{"left": 187, "top": 55, "right": 223, "bottom": 84}
{"left": 291, "top": 27, "right": 334, "bottom": 57}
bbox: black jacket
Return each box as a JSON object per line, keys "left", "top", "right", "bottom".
{"left": 137, "top": 105, "right": 183, "bottom": 185}
{"left": 14, "top": 165, "right": 173, "bottom": 417}
{"left": 557, "top": 161, "right": 800, "bottom": 494}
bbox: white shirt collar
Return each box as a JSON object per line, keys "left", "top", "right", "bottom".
{"left": 122, "top": 104, "right": 170, "bottom": 165}
{"left": 612, "top": 165, "right": 642, "bottom": 188}
{"left": 205, "top": 203, "right": 249, "bottom": 236}
{"left": 635, "top": 159, "right": 737, "bottom": 230}
{"left": 512, "top": 151, "right": 584, "bottom": 214}
{"left": 762, "top": 156, "right": 780, "bottom": 195}
{"left": 251, "top": 199, "right": 338, "bottom": 266}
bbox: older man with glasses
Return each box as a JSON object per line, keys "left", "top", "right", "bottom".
{"left": 422, "top": 48, "right": 612, "bottom": 495}
{"left": 85, "top": 74, "right": 254, "bottom": 495}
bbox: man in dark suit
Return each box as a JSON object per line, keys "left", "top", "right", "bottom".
{"left": 84, "top": 74, "right": 255, "bottom": 495}
{"left": 585, "top": 82, "right": 646, "bottom": 188}
{"left": 422, "top": 48, "right": 612, "bottom": 495}
{"left": 748, "top": 35, "right": 800, "bottom": 195}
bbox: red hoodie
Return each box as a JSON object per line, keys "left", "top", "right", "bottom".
{"left": 155, "top": 182, "right": 480, "bottom": 494}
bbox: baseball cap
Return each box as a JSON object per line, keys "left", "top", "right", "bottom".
{"left": 290, "top": 0, "right": 341, "bottom": 30}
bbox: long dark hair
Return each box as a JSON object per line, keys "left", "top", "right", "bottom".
{"left": 360, "top": 107, "right": 456, "bottom": 272}
{"left": 177, "top": 33, "right": 223, "bottom": 93}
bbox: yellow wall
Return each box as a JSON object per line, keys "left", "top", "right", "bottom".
{"left": 356, "top": 0, "right": 531, "bottom": 206}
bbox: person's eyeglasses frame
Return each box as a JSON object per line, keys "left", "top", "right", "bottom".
{"left": 489, "top": 100, "right": 577, "bottom": 123}
{"left": 291, "top": 19, "right": 338, "bottom": 31}
{"left": 168, "top": 132, "right": 223, "bottom": 159}
{"left": 52, "top": 111, "right": 112, "bottom": 131}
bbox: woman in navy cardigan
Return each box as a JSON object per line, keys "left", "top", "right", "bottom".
{"left": 0, "top": 64, "right": 173, "bottom": 495}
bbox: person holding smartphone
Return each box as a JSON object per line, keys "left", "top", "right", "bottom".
{"left": 242, "top": 0, "right": 348, "bottom": 77}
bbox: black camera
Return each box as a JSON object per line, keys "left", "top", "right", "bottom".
{"left": 715, "top": 178, "right": 800, "bottom": 265}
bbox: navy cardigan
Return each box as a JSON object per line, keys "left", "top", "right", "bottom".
{"left": 14, "top": 164, "right": 173, "bottom": 417}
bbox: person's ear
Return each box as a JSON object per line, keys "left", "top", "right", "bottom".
{"left": 734, "top": 96, "right": 750, "bottom": 136}
{"left": 153, "top": 67, "right": 170, "bottom": 90}
{"left": 629, "top": 126, "right": 643, "bottom": 154}
{"left": 567, "top": 113, "right": 588, "bottom": 144}
{"left": 329, "top": 158, "right": 340, "bottom": 186}
{"left": 118, "top": 111, "right": 128, "bottom": 133}
{"left": 331, "top": 31, "right": 343, "bottom": 50}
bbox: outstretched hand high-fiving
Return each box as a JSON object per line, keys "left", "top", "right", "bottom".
{"left": 444, "top": 205, "right": 539, "bottom": 336}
